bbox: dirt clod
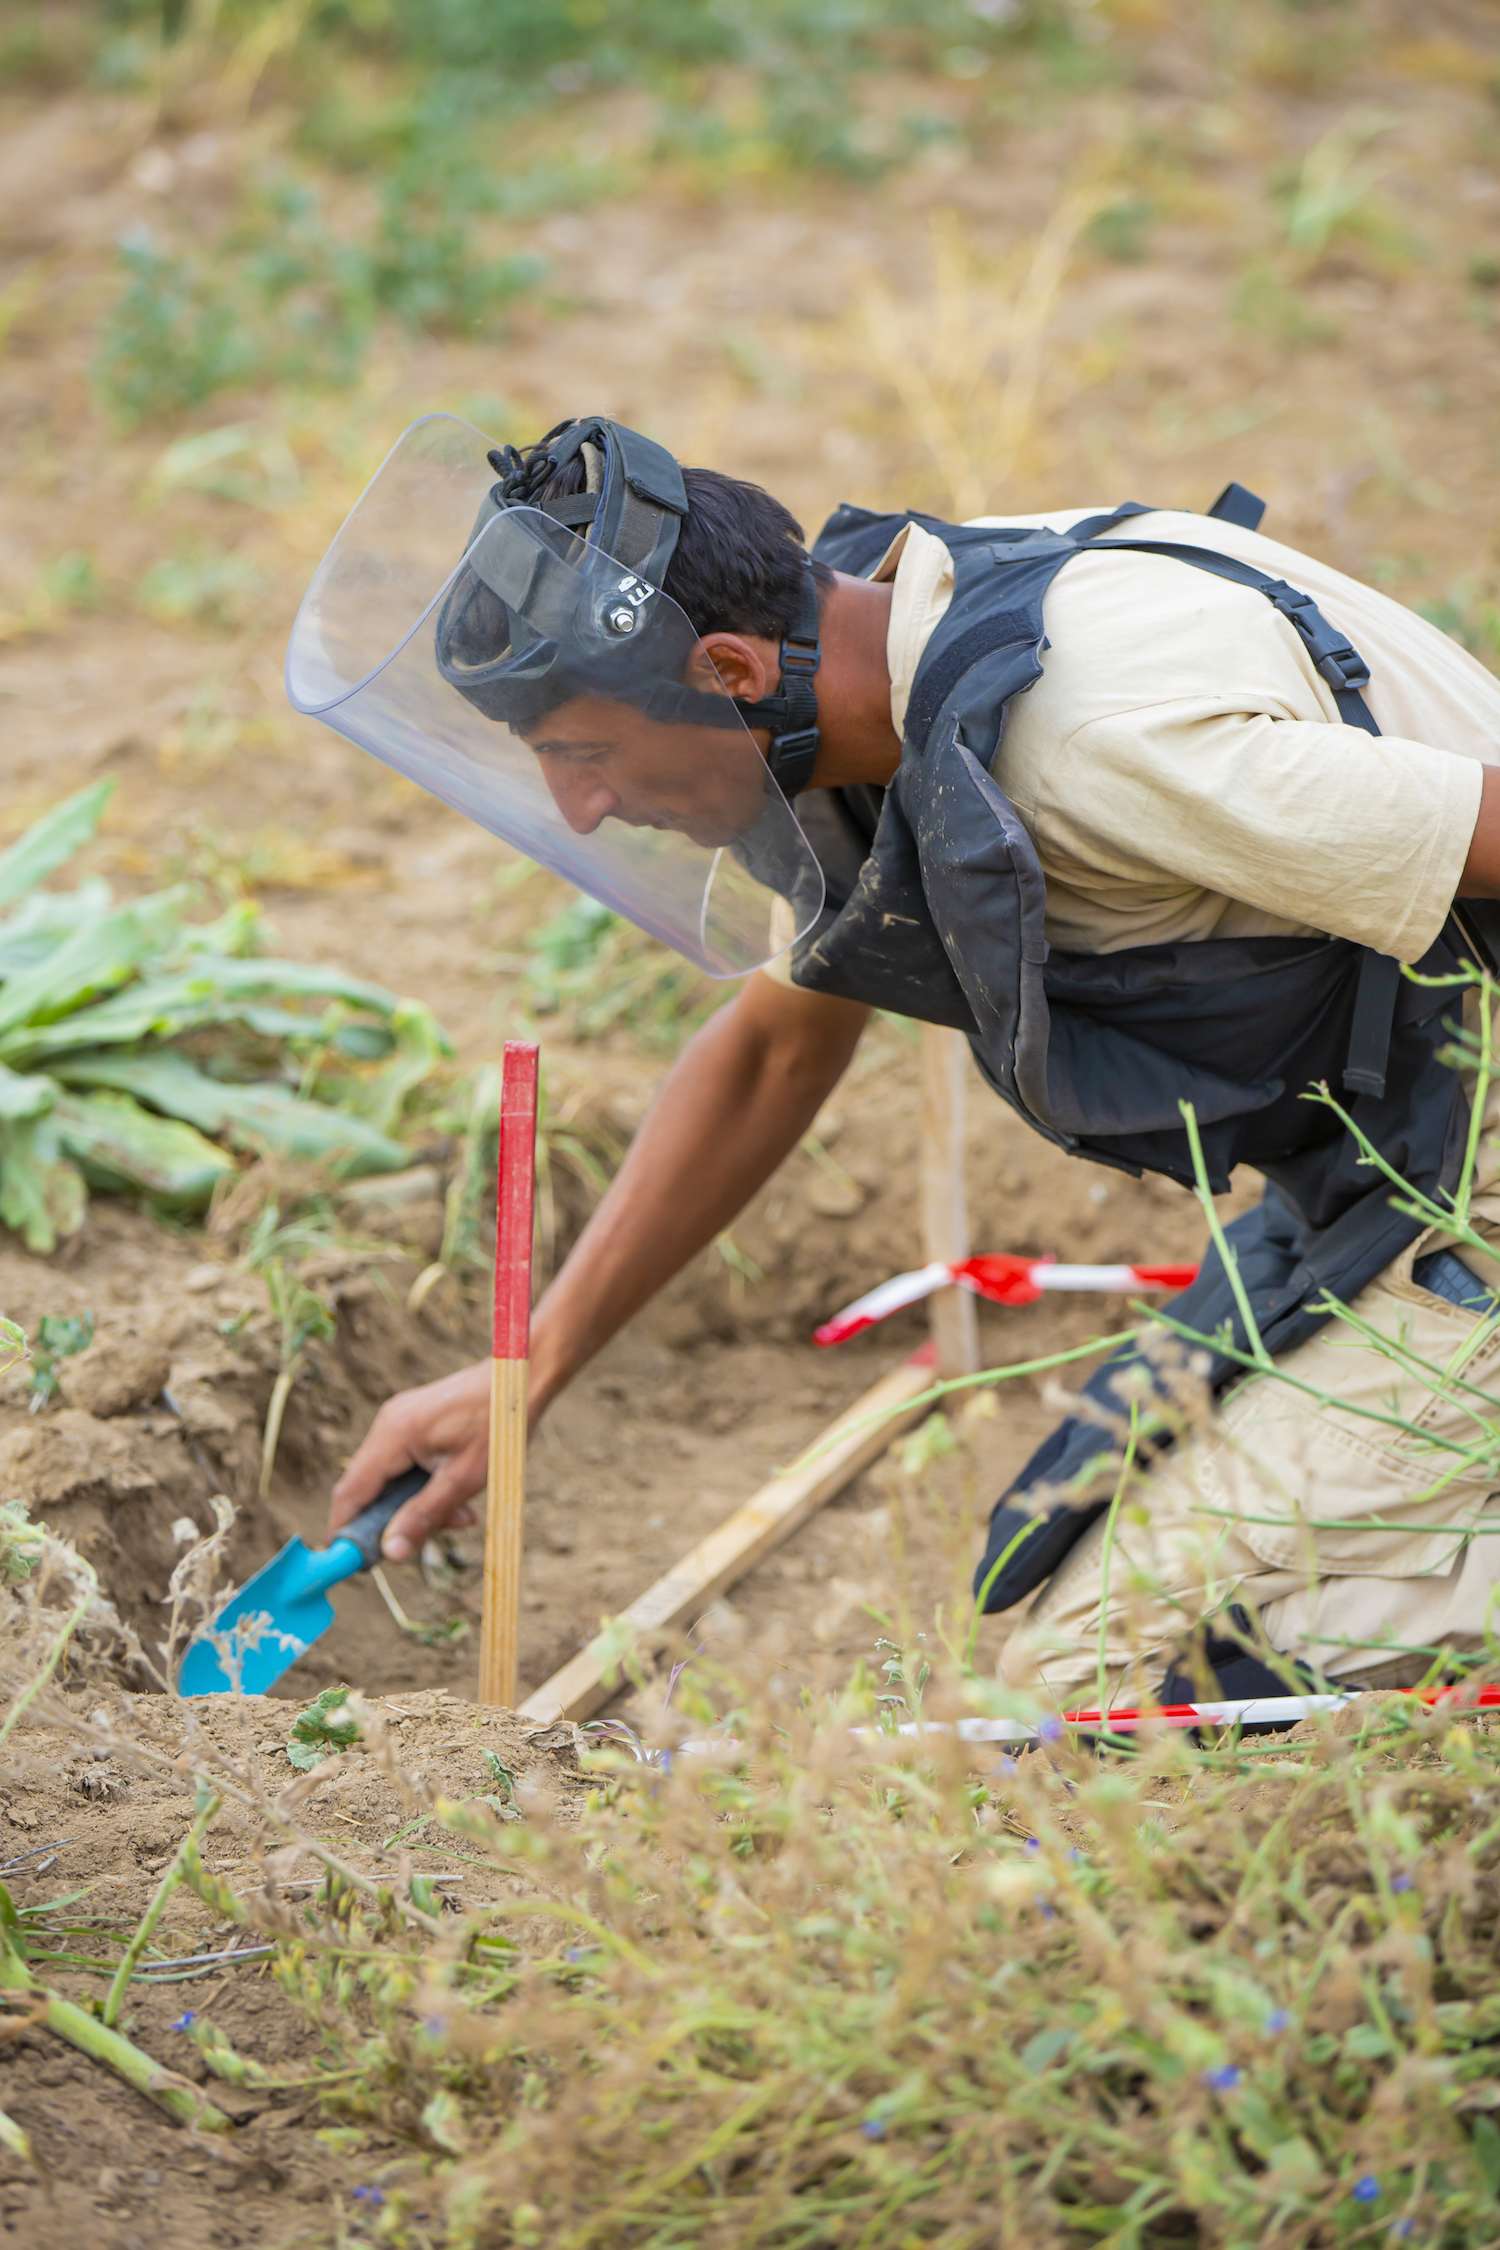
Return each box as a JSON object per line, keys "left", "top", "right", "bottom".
{"left": 57, "top": 1332, "right": 171, "bottom": 1418}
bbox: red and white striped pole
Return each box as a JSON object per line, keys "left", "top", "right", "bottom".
{"left": 480, "top": 1041, "right": 539, "bottom": 1709}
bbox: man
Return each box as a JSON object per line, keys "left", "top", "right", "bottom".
{"left": 300, "top": 412, "right": 1500, "bottom": 1702}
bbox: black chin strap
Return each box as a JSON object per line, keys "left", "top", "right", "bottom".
{"left": 735, "top": 560, "right": 822, "bottom": 797}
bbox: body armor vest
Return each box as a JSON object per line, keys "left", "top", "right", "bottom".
{"left": 794, "top": 493, "right": 1480, "bottom": 1612}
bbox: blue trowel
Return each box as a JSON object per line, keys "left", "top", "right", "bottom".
{"left": 178, "top": 1468, "right": 432, "bottom": 1696}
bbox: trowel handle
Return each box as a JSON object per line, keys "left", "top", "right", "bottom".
{"left": 339, "top": 1468, "right": 432, "bottom": 1569}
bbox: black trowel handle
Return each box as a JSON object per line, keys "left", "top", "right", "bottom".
{"left": 338, "top": 1468, "right": 432, "bottom": 1569}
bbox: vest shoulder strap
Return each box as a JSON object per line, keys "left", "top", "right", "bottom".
{"left": 1070, "top": 533, "right": 1379, "bottom": 735}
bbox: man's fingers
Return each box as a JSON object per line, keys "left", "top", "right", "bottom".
{"left": 329, "top": 1414, "right": 423, "bottom": 1534}
{"left": 382, "top": 1451, "right": 487, "bottom": 1562}
{"left": 328, "top": 1362, "right": 493, "bottom": 1541}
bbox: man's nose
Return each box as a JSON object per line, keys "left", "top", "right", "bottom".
{"left": 546, "top": 765, "right": 618, "bottom": 837}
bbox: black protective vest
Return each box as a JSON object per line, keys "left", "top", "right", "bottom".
{"left": 795, "top": 493, "right": 1481, "bottom": 1612}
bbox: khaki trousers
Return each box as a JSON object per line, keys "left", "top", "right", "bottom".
{"left": 998, "top": 1216, "right": 1500, "bottom": 1702}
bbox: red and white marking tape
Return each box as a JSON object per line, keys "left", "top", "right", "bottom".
{"left": 813, "top": 1253, "right": 1200, "bottom": 1347}
{"left": 893, "top": 1682, "right": 1500, "bottom": 1743}
{"left": 677, "top": 1683, "right": 1500, "bottom": 1760}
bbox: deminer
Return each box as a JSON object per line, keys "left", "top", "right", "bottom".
{"left": 287, "top": 411, "right": 1500, "bottom": 1701}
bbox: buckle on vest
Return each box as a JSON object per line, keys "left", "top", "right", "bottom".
{"left": 1315, "top": 647, "right": 1372, "bottom": 692}
{"left": 1264, "top": 582, "right": 1372, "bottom": 695}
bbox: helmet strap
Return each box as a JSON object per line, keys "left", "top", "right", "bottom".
{"left": 735, "top": 560, "right": 821, "bottom": 797}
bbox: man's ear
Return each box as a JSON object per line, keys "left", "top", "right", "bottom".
{"left": 692, "top": 633, "right": 776, "bottom": 702}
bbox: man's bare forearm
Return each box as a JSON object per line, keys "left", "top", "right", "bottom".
{"left": 527, "top": 972, "right": 868, "bottom": 1416}
{"left": 328, "top": 969, "right": 866, "bottom": 1556}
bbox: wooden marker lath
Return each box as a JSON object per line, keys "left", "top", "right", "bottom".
{"left": 519, "top": 1026, "right": 981, "bottom": 1724}
{"left": 480, "top": 1041, "right": 539, "bottom": 1709}
{"left": 920, "top": 1023, "right": 979, "bottom": 1379}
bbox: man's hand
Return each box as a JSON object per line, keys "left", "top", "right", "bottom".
{"left": 329, "top": 1359, "right": 490, "bottom": 1562}
{"left": 326, "top": 968, "right": 868, "bottom": 1559}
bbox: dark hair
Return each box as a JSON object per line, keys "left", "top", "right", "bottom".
{"left": 535, "top": 447, "right": 831, "bottom": 640}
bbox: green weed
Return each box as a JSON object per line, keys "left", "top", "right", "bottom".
{"left": 1231, "top": 260, "right": 1341, "bottom": 351}
{"left": 36, "top": 553, "right": 104, "bottom": 615}
{"left": 137, "top": 547, "right": 271, "bottom": 632}
{"left": 1088, "top": 196, "right": 1153, "bottom": 263}
{"left": 25, "top": 1311, "right": 94, "bottom": 1409}
{"left": 1275, "top": 109, "right": 1414, "bottom": 268}
{"left": 94, "top": 178, "right": 544, "bottom": 424}
{"left": 93, "top": 235, "right": 258, "bottom": 427}
{"left": 1414, "top": 580, "right": 1500, "bottom": 673}
{"left": 524, "top": 896, "right": 720, "bottom": 1054}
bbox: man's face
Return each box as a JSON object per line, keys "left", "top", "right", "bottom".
{"left": 526, "top": 692, "right": 770, "bottom": 847}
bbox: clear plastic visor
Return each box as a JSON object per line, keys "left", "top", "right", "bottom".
{"left": 285, "top": 415, "right": 824, "bottom": 976}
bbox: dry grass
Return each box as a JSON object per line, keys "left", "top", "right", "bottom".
{"left": 7, "top": 1516, "right": 1500, "bottom": 2248}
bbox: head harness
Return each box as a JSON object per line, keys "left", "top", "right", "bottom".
{"left": 434, "top": 415, "right": 822, "bottom": 792}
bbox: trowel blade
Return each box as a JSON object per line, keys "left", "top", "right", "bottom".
{"left": 177, "top": 1537, "right": 342, "bottom": 1697}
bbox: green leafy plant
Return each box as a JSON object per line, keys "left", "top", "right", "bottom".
{"left": 285, "top": 1686, "right": 361, "bottom": 1770}
{"left": 26, "top": 1311, "right": 94, "bottom": 1410}
{"left": 0, "top": 781, "right": 450, "bottom": 1252}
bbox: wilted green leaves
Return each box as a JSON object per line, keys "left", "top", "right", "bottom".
{"left": 0, "top": 782, "right": 447, "bottom": 1252}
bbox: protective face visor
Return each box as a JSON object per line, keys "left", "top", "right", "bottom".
{"left": 284, "top": 415, "right": 825, "bottom": 976}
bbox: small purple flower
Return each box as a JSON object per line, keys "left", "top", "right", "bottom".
{"left": 1024, "top": 1837, "right": 1041, "bottom": 1853}
{"left": 423, "top": 2015, "right": 446, "bottom": 2039}
{"left": 565, "top": 1946, "right": 586, "bottom": 1963}
{"left": 353, "top": 2184, "right": 385, "bottom": 2207}
{"left": 170, "top": 2011, "right": 196, "bottom": 2032}
{"left": 1038, "top": 1715, "right": 1063, "bottom": 1742}
{"left": 1201, "top": 2065, "right": 1240, "bottom": 2092}
{"left": 1267, "top": 2009, "right": 1291, "bottom": 2034}
{"left": 1352, "top": 2176, "right": 1380, "bottom": 2204}
{"left": 1392, "top": 2223, "right": 1415, "bottom": 2240}
{"left": 860, "top": 2119, "right": 887, "bottom": 2141}
{"left": 1390, "top": 1872, "right": 1415, "bottom": 1894}
{"left": 1039, "top": 1903, "right": 1057, "bottom": 1922}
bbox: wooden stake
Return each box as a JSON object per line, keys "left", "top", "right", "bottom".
{"left": 479, "top": 1042, "right": 538, "bottom": 1708}
{"left": 518, "top": 1345, "right": 937, "bottom": 1725}
{"left": 919, "top": 1023, "right": 979, "bottom": 1380}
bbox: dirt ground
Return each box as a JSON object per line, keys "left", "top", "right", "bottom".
{"left": 0, "top": 1685, "right": 598, "bottom": 2246}
{"left": 2, "top": 4, "right": 1500, "bottom": 2238}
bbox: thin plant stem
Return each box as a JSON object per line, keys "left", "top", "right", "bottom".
{"left": 1452, "top": 970, "right": 1494, "bottom": 1231}
{"left": 1192, "top": 1505, "right": 1500, "bottom": 1536}
{"left": 0, "top": 1916, "right": 231, "bottom": 2132}
{"left": 1147, "top": 1307, "right": 1500, "bottom": 1460}
{"left": 259, "top": 1363, "right": 295, "bottom": 1498}
{"left": 963, "top": 1515, "right": 1045, "bottom": 1668}
{"left": 102, "top": 1784, "right": 222, "bottom": 2027}
{"left": 1178, "top": 1102, "right": 1271, "bottom": 1364}
{"left": 1095, "top": 1399, "right": 1141, "bottom": 1719}
{"left": 0, "top": 1599, "right": 89, "bottom": 1749}
{"left": 799, "top": 1334, "right": 1124, "bottom": 1466}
